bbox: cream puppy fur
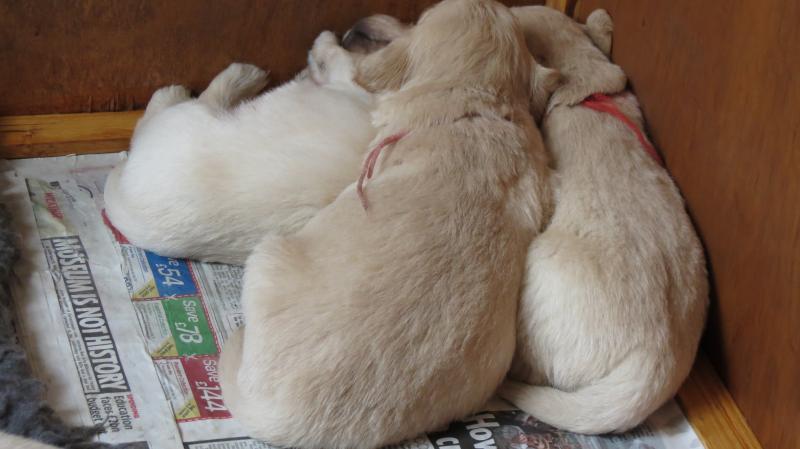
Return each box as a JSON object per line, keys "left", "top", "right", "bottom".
{"left": 218, "top": 1, "right": 555, "bottom": 448}
{"left": 498, "top": 6, "right": 709, "bottom": 434}
{"left": 103, "top": 31, "right": 375, "bottom": 265}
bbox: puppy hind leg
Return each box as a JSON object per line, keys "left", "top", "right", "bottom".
{"left": 142, "top": 85, "right": 191, "bottom": 121}
{"left": 198, "top": 63, "right": 269, "bottom": 110}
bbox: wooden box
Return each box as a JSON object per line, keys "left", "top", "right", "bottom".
{"left": 1, "top": 1, "right": 796, "bottom": 448}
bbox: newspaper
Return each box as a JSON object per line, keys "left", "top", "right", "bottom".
{"left": 1, "top": 153, "right": 704, "bottom": 449}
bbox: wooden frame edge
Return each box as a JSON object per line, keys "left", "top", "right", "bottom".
{"left": 546, "top": 0, "right": 577, "bottom": 15}
{"left": 676, "top": 354, "right": 763, "bottom": 449}
{"left": 0, "top": 111, "right": 141, "bottom": 159}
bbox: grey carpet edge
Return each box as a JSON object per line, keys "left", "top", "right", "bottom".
{"left": 0, "top": 204, "right": 129, "bottom": 449}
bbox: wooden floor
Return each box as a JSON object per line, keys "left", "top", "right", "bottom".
{"left": 0, "top": 110, "right": 763, "bottom": 449}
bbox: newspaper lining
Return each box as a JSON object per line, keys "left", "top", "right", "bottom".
{"left": 1, "top": 154, "right": 704, "bottom": 449}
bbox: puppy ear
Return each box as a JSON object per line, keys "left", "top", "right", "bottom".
{"left": 584, "top": 9, "right": 613, "bottom": 57}
{"left": 550, "top": 59, "right": 626, "bottom": 108}
{"left": 529, "top": 62, "right": 561, "bottom": 123}
{"left": 354, "top": 36, "right": 410, "bottom": 93}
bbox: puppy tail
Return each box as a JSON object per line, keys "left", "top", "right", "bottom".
{"left": 199, "top": 63, "right": 269, "bottom": 110}
{"left": 498, "top": 354, "right": 675, "bottom": 434}
{"left": 218, "top": 328, "right": 246, "bottom": 417}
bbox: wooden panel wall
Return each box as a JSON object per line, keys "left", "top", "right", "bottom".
{"left": 572, "top": 2, "right": 799, "bottom": 448}
{"left": 0, "top": 0, "right": 539, "bottom": 115}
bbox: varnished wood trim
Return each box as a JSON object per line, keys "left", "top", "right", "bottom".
{"left": 546, "top": 0, "right": 577, "bottom": 14}
{"left": 677, "top": 354, "right": 763, "bottom": 449}
{"left": 0, "top": 111, "right": 141, "bottom": 158}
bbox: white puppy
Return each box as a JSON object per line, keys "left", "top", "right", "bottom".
{"left": 499, "top": 6, "right": 709, "bottom": 434}
{"left": 104, "top": 32, "right": 375, "bottom": 265}
{"left": 219, "top": 1, "right": 557, "bottom": 448}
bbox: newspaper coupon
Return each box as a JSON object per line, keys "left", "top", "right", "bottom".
{"left": 1, "top": 154, "right": 704, "bottom": 449}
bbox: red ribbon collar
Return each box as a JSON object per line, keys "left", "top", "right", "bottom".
{"left": 357, "top": 131, "right": 409, "bottom": 210}
{"left": 580, "top": 93, "right": 664, "bottom": 166}
{"left": 357, "top": 94, "right": 662, "bottom": 211}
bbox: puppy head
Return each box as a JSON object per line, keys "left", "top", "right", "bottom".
{"left": 355, "top": 0, "right": 535, "bottom": 102}
{"left": 342, "top": 14, "right": 410, "bottom": 55}
{"left": 512, "top": 6, "right": 626, "bottom": 109}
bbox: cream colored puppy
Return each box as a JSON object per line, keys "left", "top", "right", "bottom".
{"left": 219, "top": 1, "right": 556, "bottom": 448}
{"left": 103, "top": 31, "right": 375, "bottom": 265}
{"left": 499, "top": 6, "right": 709, "bottom": 434}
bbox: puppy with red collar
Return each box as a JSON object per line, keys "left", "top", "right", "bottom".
{"left": 500, "top": 6, "right": 708, "bottom": 434}
{"left": 219, "top": 1, "right": 557, "bottom": 448}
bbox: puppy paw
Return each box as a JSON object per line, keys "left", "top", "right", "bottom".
{"left": 312, "top": 30, "right": 339, "bottom": 51}
{"left": 530, "top": 64, "right": 561, "bottom": 122}
{"left": 144, "top": 85, "right": 191, "bottom": 118}
{"left": 309, "top": 31, "right": 357, "bottom": 85}
{"left": 152, "top": 84, "right": 191, "bottom": 102}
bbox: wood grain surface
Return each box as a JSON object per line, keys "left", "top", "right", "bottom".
{"left": 0, "top": 111, "right": 142, "bottom": 158}
{"left": 572, "top": 2, "right": 800, "bottom": 448}
{"left": 0, "top": 0, "right": 539, "bottom": 115}
{"left": 678, "top": 354, "right": 763, "bottom": 449}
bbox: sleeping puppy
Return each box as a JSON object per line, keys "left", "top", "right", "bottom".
{"left": 499, "top": 6, "right": 709, "bottom": 434}
{"left": 103, "top": 31, "right": 375, "bottom": 265}
{"left": 218, "top": 1, "right": 556, "bottom": 448}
